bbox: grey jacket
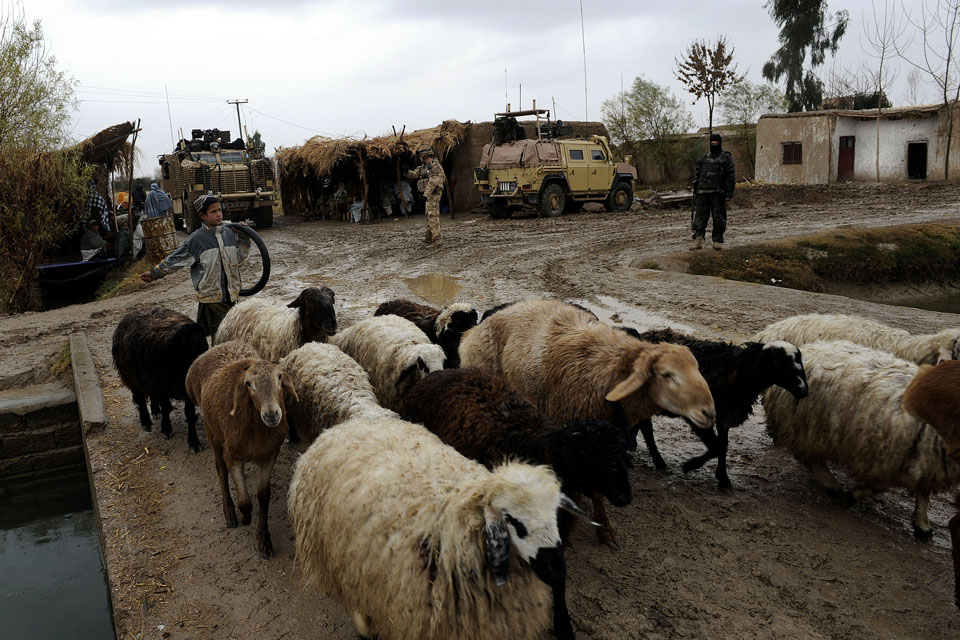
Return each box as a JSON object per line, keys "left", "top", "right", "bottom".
{"left": 150, "top": 223, "right": 250, "bottom": 303}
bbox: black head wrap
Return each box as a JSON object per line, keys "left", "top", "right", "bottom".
{"left": 709, "top": 133, "right": 722, "bottom": 153}
{"left": 194, "top": 194, "right": 219, "bottom": 214}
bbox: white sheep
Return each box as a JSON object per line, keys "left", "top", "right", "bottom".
{"left": 214, "top": 286, "right": 337, "bottom": 363}
{"left": 329, "top": 314, "right": 445, "bottom": 414}
{"left": 288, "top": 415, "right": 579, "bottom": 640}
{"left": 279, "top": 342, "right": 395, "bottom": 441}
{"left": 762, "top": 340, "right": 960, "bottom": 539}
{"left": 753, "top": 313, "right": 960, "bottom": 365}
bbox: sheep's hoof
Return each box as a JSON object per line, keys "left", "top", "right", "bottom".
{"left": 598, "top": 530, "right": 621, "bottom": 550}
{"left": 258, "top": 540, "right": 275, "bottom": 559}
{"left": 188, "top": 439, "right": 201, "bottom": 454}
{"left": 717, "top": 476, "right": 732, "bottom": 491}
{"left": 825, "top": 488, "right": 855, "bottom": 508}
{"left": 225, "top": 518, "right": 238, "bottom": 529}
{"left": 913, "top": 525, "right": 933, "bottom": 541}
{"left": 140, "top": 421, "right": 152, "bottom": 432}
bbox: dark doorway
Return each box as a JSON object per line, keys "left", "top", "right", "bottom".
{"left": 838, "top": 136, "right": 855, "bottom": 181}
{"left": 908, "top": 142, "right": 927, "bottom": 180}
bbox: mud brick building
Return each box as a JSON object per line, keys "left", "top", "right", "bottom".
{"left": 756, "top": 104, "right": 960, "bottom": 184}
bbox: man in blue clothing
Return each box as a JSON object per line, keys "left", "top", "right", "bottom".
{"left": 144, "top": 182, "right": 173, "bottom": 218}
{"left": 139, "top": 194, "right": 250, "bottom": 337}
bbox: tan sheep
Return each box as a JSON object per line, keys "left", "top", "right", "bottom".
{"left": 195, "top": 353, "right": 298, "bottom": 558}
{"left": 288, "top": 416, "right": 576, "bottom": 640}
{"left": 185, "top": 340, "right": 258, "bottom": 408}
{"left": 458, "top": 298, "right": 715, "bottom": 547}
{"left": 902, "top": 360, "right": 960, "bottom": 608}
{"left": 753, "top": 313, "right": 960, "bottom": 365}
{"left": 763, "top": 340, "right": 960, "bottom": 540}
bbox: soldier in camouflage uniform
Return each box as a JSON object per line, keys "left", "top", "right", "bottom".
{"left": 406, "top": 145, "right": 445, "bottom": 246}
{"left": 691, "top": 133, "right": 735, "bottom": 250}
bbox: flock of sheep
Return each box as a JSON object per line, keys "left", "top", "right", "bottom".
{"left": 110, "top": 289, "right": 960, "bottom": 639}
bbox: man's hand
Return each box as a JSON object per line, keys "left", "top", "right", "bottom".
{"left": 139, "top": 271, "right": 153, "bottom": 283}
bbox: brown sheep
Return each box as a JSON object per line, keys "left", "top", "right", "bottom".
{"left": 185, "top": 340, "right": 258, "bottom": 408}
{"left": 198, "top": 355, "right": 298, "bottom": 558}
{"left": 903, "top": 360, "right": 960, "bottom": 608}
{"left": 458, "top": 299, "right": 715, "bottom": 546}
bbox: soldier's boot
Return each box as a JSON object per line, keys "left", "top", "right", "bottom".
{"left": 690, "top": 235, "right": 703, "bottom": 251}
{"left": 712, "top": 241, "right": 723, "bottom": 250}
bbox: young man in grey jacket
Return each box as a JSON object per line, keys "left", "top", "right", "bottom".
{"left": 139, "top": 194, "right": 251, "bottom": 337}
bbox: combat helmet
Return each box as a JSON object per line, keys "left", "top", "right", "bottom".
{"left": 416, "top": 144, "right": 434, "bottom": 158}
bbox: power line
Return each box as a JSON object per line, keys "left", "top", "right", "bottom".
{"left": 247, "top": 107, "right": 332, "bottom": 136}
{"left": 78, "top": 85, "right": 224, "bottom": 100}
{"left": 77, "top": 98, "right": 221, "bottom": 104}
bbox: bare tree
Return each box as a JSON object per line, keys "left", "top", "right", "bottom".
{"left": 863, "top": 0, "right": 906, "bottom": 181}
{"left": 896, "top": 0, "right": 960, "bottom": 179}
{"left": 674, "top": 36, "right": 744, "bottom": 134}
{"left": 903, "top": 67, "right": 928, "bottom": 103}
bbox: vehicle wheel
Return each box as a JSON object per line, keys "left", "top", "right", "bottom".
{"left": 225, "top": 223, "right": 271, "bottom": 296}
{"left": 565, "top": 198, "right": 584, "bottom": 213}
{"left": 539, "top": 183, "right": 565, "bottom": 218}
{"left": 604, "top": 181, "right": 633, "bottom": 212}
{"left": 489, "top": 201, "right": 512, "bottom": 219}
{"left": 253, "top": 206, "right": 274, "bottom": 229}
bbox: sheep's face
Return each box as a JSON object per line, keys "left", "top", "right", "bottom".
{"left": 486, "top": 463, "right": 563, "bottom": 569}
{"left": 608, "top": 344, "right": 716, "bottom": 430}
{"left": 232, "top": 361, "right": 298, "bottom": 428}
{"left": 290, "top": 286, "right": 338, "bottom": 342}
{"left": 763, "top": 341, "right": 809, "bottom": 398}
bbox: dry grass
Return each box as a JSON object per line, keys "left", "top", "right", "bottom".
{"left": 688, "top": 223, "right": 960, "bottom": 292}
{"left": 95, "top": 256, "right": 153, "bottom": 301}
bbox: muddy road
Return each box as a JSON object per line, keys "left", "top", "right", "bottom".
{"left": 3, "top": 181, "right": 960, "bottom": 639}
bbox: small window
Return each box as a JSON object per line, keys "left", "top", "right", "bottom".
{"left": 782, "top": 142, "right": 803, "bottom": 165}
{"left": 569, "top": 149, "right": 584, "bottom": 160}
{"left": 591, "top": 149, "right": 605, "bottom": 161}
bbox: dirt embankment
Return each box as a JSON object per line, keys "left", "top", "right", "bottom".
{"left": 2, "top": 181, "right": 960, "bottom": 639}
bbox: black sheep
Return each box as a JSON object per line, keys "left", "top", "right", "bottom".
{"left": 112, "top": 306, "right": 209, "bottom": 452}
{"left": 373, "top": 299, "right": 478, "bottom": 368}
{"left": 628, "top": 327, "right": 809, "bottom": 489}
{"left": 402, "top": 367, "right": 632, "bottom": 547}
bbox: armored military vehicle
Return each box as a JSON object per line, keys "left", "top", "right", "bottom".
{"left": 159, "top": 128, "right": 275, "bottom": 231}
{"left": 474, "top": 109, "right": 637, "bottom": 219}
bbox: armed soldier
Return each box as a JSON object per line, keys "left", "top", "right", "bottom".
{"left": 406, "top": 145, "right": 445, "bottom": 246}
{"left": 691, "top": 133, "right": 735, "bottom": 250}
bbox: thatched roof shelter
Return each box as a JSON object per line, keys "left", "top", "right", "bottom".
{"left": 277, "top": 120, "right": 467, "bottom": 218}
{"left": 76, "top": 121, "right": 137, "bottom": 175}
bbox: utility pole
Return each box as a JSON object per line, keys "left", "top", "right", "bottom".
{"left": 227, "top": 99, "right": 248, "bottom": 142}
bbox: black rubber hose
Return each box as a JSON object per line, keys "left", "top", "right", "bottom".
{"left": 225, "top": 222, "right": 270, "bottom": 296}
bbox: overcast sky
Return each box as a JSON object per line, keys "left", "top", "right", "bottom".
{"left": 25, "top": 1, "right": 938, "bottom": 175}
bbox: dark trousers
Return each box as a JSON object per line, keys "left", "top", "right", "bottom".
{"left": 197, "top": 301, "right": 235, "bottom": 338}
{"left": 692, "top": 192, "right": 727, "bottom": 243}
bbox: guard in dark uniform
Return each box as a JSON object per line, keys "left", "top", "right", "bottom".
{"left": 691, "top": 133, "right": 735, "bottom": 250}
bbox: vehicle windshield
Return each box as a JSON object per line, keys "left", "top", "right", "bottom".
{"left": 220, "top": 151, "right": 246, "bottom": 163}
{"left": 190, "top": 152, "right": 218, "bottom": 164}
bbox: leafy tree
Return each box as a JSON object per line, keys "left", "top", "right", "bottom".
{"left": 719, "top": 80, "right": 788, "bottom": 172}
{"left": 601, "top": 75, "right": 695, "bottom": 181}
{"left": 0, "top": 8, "right": 75, "bottom": 150}
{"left": 674, "top": 36, "right": 744, "bottom": 134}
{"left": 762, "top": 0, "right": 850, "bottom": 111}
{"left": 0, "top": 6, "right": 89, "bottom": 313}
{"left": 896, "top": 0, "right": 960, "bottom": 179}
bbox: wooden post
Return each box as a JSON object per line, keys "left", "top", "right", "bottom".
{"left": 356, "top": 150, "right": 369, "bottom": 224}
{"left": 125, "top": 119, "right": 141, "bottom": 258}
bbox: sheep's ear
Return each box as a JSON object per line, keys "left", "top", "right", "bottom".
{"left": 230, "top": 376, "right": 247, "bottom": 417}
{"left": 483, "top": 506, "right": 510, "bottom": 587}
{"left": 281, "top": 373, "right": 299, "bottom": 404}
{"left": 605, "top": 352, "right": 654, "bottom": 402}
{"left": 937, "top": 346, "right": 953, "bottom": 363}
{"left": 288, "top": 292, "right": 305, "bottom": 309}
{"left": 416, "top": 356, "right": 428, "bottom": 372}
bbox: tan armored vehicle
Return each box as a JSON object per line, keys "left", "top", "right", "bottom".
{"left": 474, "top": 109, "right": 637, "bottom": 218}
{"left": 159, "top": 128, "right": 276, "bottom": 231}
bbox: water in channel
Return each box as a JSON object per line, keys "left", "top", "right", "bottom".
{"left": 0, "top": 475, "right": 115, "bottom": 640}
